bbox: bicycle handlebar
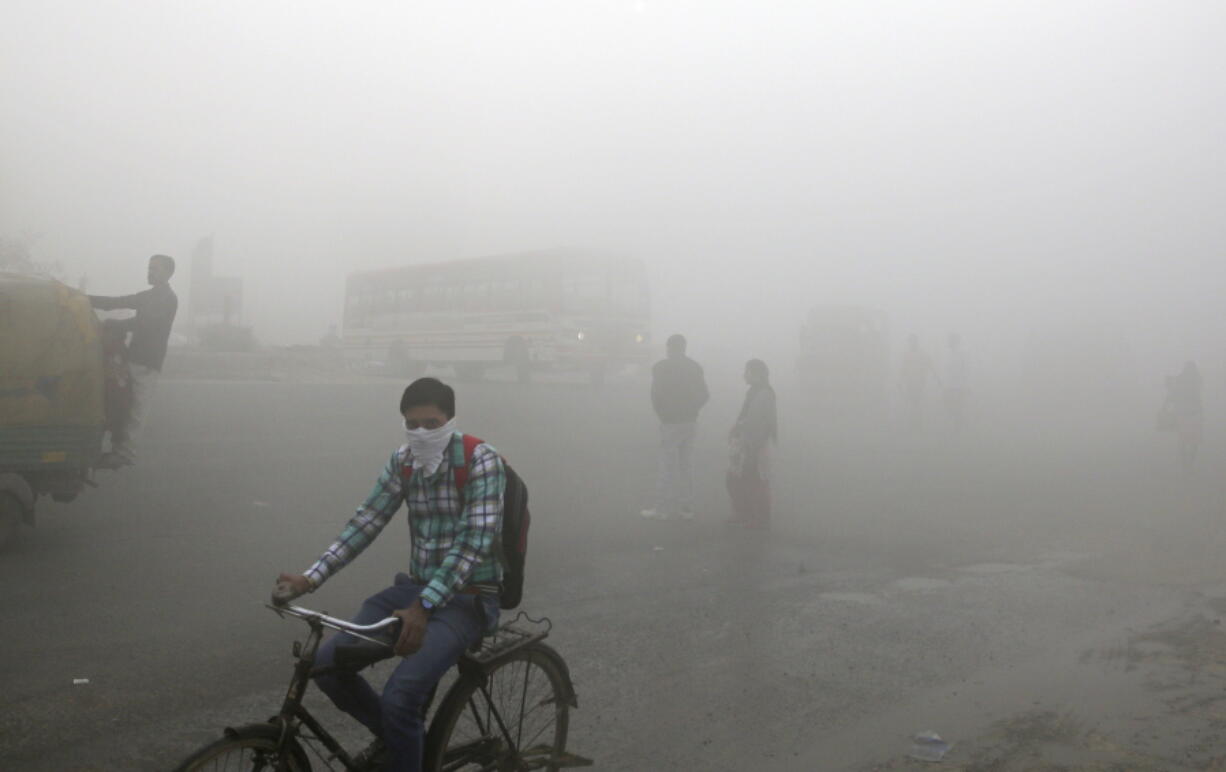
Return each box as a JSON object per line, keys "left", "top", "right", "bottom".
{"left": 268, "top": 603, "right": 400, "bottom": 647}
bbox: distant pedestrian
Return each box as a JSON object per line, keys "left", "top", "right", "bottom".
{"left": 726, "top": 359, "right": 777, "bottom": 530}
{"left": 1162, "top": 361, "right": 1203, "bottom": 472}
{"left": 89, "top": 254, "right": 178, "bottom": 468}
{"left": 641, "top": 334, "right": 709, "bottom": 521}
{"left": 899, "top": 334, "right": 937, "bottom": 431}
{"left": 943, "top": 333, "right": 969, "bottom": 432}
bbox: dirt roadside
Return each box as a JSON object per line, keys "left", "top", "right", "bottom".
{"left": 848, "top": 582, "right": 1226, "bottom": 772}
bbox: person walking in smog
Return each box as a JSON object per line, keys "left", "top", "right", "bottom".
{"left": 1162, "top": 361, "right": 1203, "bottom": 473}
{"left": 272, "top": 377, "right": 505, "bottom": 772}
{"left": 943, "top": 332, "right": 969, "bottom": 432}
{"left": 88, "top": 254, "right": 178, "bottom": 468}
{"left": 641, "top": 334, "right": 709, "bottom": 521}
{"left": 899, "top": 333, "right": 937, "bottom": 432}
{"left": 726, "top": 359, "right": 777, "bottom": 530}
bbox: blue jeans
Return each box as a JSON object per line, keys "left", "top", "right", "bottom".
{"left": 312, "top": 574, "right": 499, "bottom": 772}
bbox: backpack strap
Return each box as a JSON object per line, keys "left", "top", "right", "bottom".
{"left": 453, "top": 434, "right": 484, "bottom": 501}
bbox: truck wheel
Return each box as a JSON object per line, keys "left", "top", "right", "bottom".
{"left": 0, "top": 493, "right": 24, "bottom": 553}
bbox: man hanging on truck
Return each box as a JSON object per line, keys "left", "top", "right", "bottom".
{"left": 89, "top": 254, "right": 178, "bottom": 468}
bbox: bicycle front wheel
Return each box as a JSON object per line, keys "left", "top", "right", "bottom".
{"left": 425, "top": 644, "right": 572, "bottom": 771}
{"left": 173, "top": 723, "right": 312, "bottom": 772}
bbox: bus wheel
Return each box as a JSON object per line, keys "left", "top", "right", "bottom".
{"left": 455, "top": 363, "right": 485, "bottom": 382}
{"left": 504, "top": 338, "right": 531, "bottom": 384}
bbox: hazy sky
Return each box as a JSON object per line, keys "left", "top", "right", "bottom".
{"left": 2, "top": 1, "right": 1223, "bottom": 366}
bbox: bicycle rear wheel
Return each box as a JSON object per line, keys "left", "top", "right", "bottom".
{"left": 173, "top": 723, "right": 312, "bottom": 772}
{"left": 424, "top": 644, "right": 571, "bottom": 771}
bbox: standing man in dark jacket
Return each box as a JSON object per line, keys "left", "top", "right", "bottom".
{"left": 89, "top": 254, "right": 178, "bottom": 468}
{"left": 642, "top": 334, "right": 709, "bottom": 521}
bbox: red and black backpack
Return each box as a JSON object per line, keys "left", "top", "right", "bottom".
{"left": 402, "top": 435, "right": 530, "bottom": 610}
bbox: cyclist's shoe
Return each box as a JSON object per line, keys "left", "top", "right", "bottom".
{"left": 640, "top": 508, "right": 670, "bottom": 520}
{"left": 352, "top": 737, "right": 387, "bottom": 770}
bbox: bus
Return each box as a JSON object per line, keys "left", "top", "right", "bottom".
{"left": 342, "top": 249, "right": 651, "bottom": 383}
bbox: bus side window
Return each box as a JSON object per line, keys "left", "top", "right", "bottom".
{"left": 467, "top": 281, "right": 489, "bottom": 311}
{"left": 491, "top": 279, "right": 519, "bottom": 311}
{"left": 538, "top": 276, "right": 562, "bottom": 309}
{"left": 422, "top": 284, "right": 444, "bottom": 312}
{"left": 449, "top": 284, "right": 466, "bottom": 312}
{"left": 526, "top": 279, "right": 544, "bottom": 309}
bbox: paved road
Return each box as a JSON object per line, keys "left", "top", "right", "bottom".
{"left": 2, "top": 374, "right": 1223, "bottom": 769}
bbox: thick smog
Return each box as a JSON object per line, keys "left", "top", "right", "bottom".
{"left": 2, "top": 3, "right": 1224, "bottom": 771}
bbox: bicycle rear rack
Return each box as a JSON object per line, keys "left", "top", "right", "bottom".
{"left": 463, "top": 611, "right": 553, "bottom": 666}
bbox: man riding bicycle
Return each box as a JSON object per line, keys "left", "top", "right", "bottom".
{"left": 273, "top": 377, "right": 505, "bottom": 772}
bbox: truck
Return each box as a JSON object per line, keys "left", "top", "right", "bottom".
{"left": 0, "top": 272, "right": 106, "bottom": 550}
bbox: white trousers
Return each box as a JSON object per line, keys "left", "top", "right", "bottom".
{"left": 655, "top": 421, "right": 696, "bottom": 514}
{"left": 114, "top": 364, "right": 160, "bottom": 461}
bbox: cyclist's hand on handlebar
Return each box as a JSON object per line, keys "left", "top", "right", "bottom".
{"left": 392, "top": 601, "right": 430, "bottom": 656}
{"left": 272, "top": 573, "right": 312, "bottom": 606}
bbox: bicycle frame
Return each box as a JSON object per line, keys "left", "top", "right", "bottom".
{"left": 256, "top": 604, "right": 582, "bottom": 771}
{"left": 264, "top": 614, "right": 360, "bottom": 771}
{"left": 265, "top": 605, "right": 400, "bottom": 771}
{"left": 274, "top": 634, "right": 512, "bottom": 770}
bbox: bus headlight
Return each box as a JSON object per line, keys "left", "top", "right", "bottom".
{"left": 576, "top": 331, "right": 586, "bottom": 342}
{"left": 634, "top": 333, "right": 646, "bottom": 344}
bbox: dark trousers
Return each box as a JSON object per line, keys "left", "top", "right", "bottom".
{"left": 726, "top": 468, "right": 771, "bottom": 528}
{"left": 312, "top": 574, "right": 498, "bottom": 772}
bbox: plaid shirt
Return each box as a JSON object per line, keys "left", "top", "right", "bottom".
{"left": 304, "top": 433, "right": 506, "bottom": 609}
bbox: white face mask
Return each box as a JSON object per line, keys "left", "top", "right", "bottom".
{"left": 404, "top": 417, "right": 457, "bottom": 476}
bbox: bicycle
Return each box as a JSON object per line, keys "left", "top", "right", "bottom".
{"left": 174, "top": 603, "right": 593, "bottom": 771}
